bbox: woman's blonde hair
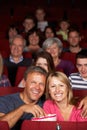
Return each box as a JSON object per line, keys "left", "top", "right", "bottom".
{"left": 0, "top": 54, "right": 3, "bottom": 77}
{"left": 46, "top": 71, "right": 73, "bottom": 104}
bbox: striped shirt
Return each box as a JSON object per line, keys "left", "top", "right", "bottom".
{"left": 69, "top": 73, "right": 87, "bottom": 89}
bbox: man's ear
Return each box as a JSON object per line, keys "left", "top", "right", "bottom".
{"left": 22, "top": 79, "right": 26, "bottom": 88}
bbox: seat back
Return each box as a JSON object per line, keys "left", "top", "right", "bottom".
{"left": 21, "top": 120, "right": 87, "bottom": 130}
{"left": 21, "top": 120, "right": 56, "bottom": 130}
{"left": 61, "top": 52, "right": 76, "bottom": 65}
{"left": 15, "top": 66, "right": 27, "bottom": 86}
{"left": 0, "top": 87, "right": 24, "bottom": 96}
{"left": 73, "top": 89, "right": 87, "bottom": 99}
{"left": 0, "top": 121, "right": 9, "bottom": 130}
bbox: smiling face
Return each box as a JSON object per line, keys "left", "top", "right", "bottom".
{"left": 10, "top": 37, "right": 24, "bottom": 58}
{"left": 60, "top": 21, "right": 69, "bottom": 31}
{"left": 28, "top": 32, "right": 39, "bottom": 46}
{"left": 48, "top": 76, "right": 68, "bottom": 103}
{"left": 45, "top": 28, "right": 54, "bottom": 38}
{"left": 76, "top": 58, "right": 87, "bottom": 79}
{"left": 68, "top": 31, "right": 81, "bottom": 47}
{"left": 23, "top": 72, "right": 46, "bottom": 103}
{"left": 46, "top": 43, "right": 60, "bottom": 59}
{"left": 36, "top": 57, "right": 48, "bottom": 72}
{"left": 23, "top": 19, "right": 35, "bottom": 32}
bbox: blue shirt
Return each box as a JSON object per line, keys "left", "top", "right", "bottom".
{"left": 0, "top": 93, "right": 43, "bottom": 130}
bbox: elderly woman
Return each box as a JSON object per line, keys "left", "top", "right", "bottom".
{"left": 42, "top": 37, "right": 75, "bottom": 76}
{"left": 43, "top": 71, "right": 87, "bottom": 121}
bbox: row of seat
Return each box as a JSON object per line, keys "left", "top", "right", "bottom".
{"left": 0, "top": 120, "right": 87, "bottom": 130}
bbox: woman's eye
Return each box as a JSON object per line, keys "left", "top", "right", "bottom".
{"left": 60, "top": 85, "right": 64, "bottom": 87}
{"left": 51, "top": 85, "right": 55, "bottom": 88}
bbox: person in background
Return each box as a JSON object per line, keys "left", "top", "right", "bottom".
{"left": 43, "top": 71, "right": 87, "bottom": 121}
{"left": 6, "top": 24, "right": 19, "bottom": 44}
{"left": 21, "top": 14, "right": 37, "bottom": 39}
{"left": 35, "top": 7, "right": 48, "bottom": 32}
{"left": 0, "top": 54, "right": 11, "bottom": 87}
{"left": 56, "top": 19, "right": 70, "bottom": 41}
{"left": 42, "top": 37, "right": 75, "bottom": 76}
{"left": 44, "top": 25, "right": 57, "bottom": 39}
{"left": 69, "top": 49, "right": 87, "bottom": 89}
{"left": 4, "top": 35, "right": 32, "bottom": 86}
{"left": 65, "top": 28, "right": 82, "bottom": 53}
{"left": 0, "top": 66, "right": 47, "bottom": 130}
{"left": 18, "top": 51, "right": 55, "bottom": 87}
{"left": 24, "top": 28, "right": 43, "bottom": 58}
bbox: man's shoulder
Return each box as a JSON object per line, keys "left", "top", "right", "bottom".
{"left": 0, "top": 93, "right": 20, "bottom": 101}
{"left": 21, "top": 58, "right": 32, "bottom": 66}
{"left": 70, "top": 72, "right": 80, "bottom": 77}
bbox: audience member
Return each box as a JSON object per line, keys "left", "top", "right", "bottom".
{"left": 0, "top": 66, "right": 47, "bottom": 130}
{"left": 65, "top": 28, "right": 82, "bottom": 53}
{"left": 0, "top": 54, "right": 11, "bottom": 87}
{"left": 6, "top": 24, "right": 19, "bottom": 44}
{"left": 42, "top": 37, "right": 75, "bottom": 76}
{"left": 24, "top": 28, "right": 43, "bottom": 58}
{"left": 18, "top": 51, "right": 55, "bottom": 87}
{"left": 69, "top": 49, "right": 87, "bottom": 89}
{"left": 43, "top": 71, "right": 87, "bottom": 121}
{"left": 4, "top": 35, "right": 32, "bottom": 86}
{"left": 21, "top": 14, "right": 36, "bottom": 39}
{"left": 56, "top": 19, "right": 70, "bottom": 41}
{"left": 35, "top": 7, "right": 48, "bottom": 32}
{"left": 44, "top": 25, "right": 57, "bottom": 39}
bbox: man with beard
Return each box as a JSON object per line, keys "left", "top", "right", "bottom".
{"left": 64, "top": 28, "right": 82, "bottom": 53}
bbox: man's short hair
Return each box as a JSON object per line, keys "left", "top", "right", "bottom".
{"left": 10, "top": 34, "right": 26, "bottom": 47}
{"left": 24, "top": 66, "right": 48, "bottom": 80}
{"left": 76, "top": 49, "right": 87, "bottom": 59}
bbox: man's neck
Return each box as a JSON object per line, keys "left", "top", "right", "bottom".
{"left": 10, "top": 55, "right": 23, "bottom": 63}
{"left": 69, "top": 45, "right": 81, "bottom": 53}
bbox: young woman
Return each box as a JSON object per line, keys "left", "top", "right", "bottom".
{"left": 44, "top": 26, "right": 57, "bottom": 39}
{"left": 43, "top": 71, "right": 87, "bottom": 121}
{"left": 18, "top": 51, "right": 55, "bottom": 87}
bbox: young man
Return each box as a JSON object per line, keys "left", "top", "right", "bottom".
{"left": 69, "top": 49, "right": 87, "bottom": 89}
{"left": 0, "top": 66, "right": 47, "bottom": 130}
{"left": 66, "top": 28, "right": 82, "bottom": 53}
{"left": 69, "top": 49, "right": 87, "bottom": 118}
{"left": 4, "top": 35, "right": 32, "bottom": 86}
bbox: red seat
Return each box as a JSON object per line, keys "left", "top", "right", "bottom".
{"left": 3, "top": 65, "right": 8, "bottom": 77}
{"left": 61, "top": 52, "right": 76, "bottom": 65}
{"left": 21, "top": 120, "right": 87, "bottom": 130}
{"left": 21, "top": 120, "right": 56, "bottom": 130}
{"left": 15, "top": 66, "right": 27, "bottom": 86}
{"left": 0, "top": 121, "right": 9, "bottom": 130}
{"left": 73, "top": 89, "right": 87, "bottom": 99}
{"left": 0, "top": 39, "right": 10, "bottom": 55}
{"left": 0, "top": 87, "right": 24, "bottom": 96}
{"left": 23, "top": 52, "right": 32, "bottom": 58}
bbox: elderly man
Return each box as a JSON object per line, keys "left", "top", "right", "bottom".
{"left": 4, "top": 35, "right": 32, "bottom": 86}
{"left": 0, "top": 66, "right": 47, "bottom": 130}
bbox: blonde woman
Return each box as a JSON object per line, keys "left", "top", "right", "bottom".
{"left": 0, "top": 54, "right": 11, "bottom": 87}
{"left": 43, "top": 71, "right": 87, "bottom": 121}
